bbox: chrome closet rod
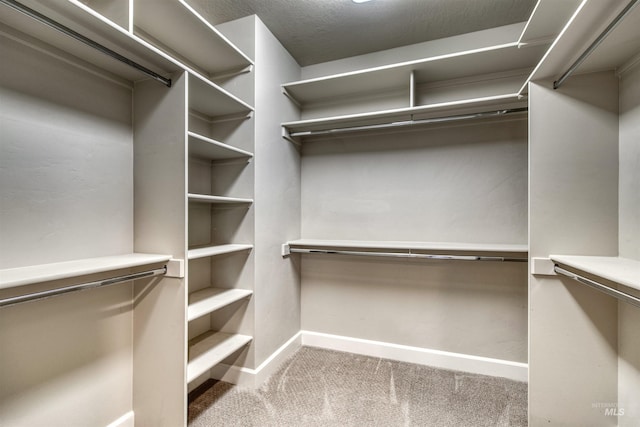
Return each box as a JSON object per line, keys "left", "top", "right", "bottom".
{"left": 553, "top": 0, "right": 640, "bottom": 89}
{"left": 288, "top": 107, "right": 529, "bottom": 137}
{"left": 0, "top": 0, "right": 172, "bottom": 87}
{"left": 554, "top": 265, "right": 640, "bottom": 308}
{"left": 0, "top": 266, "right": 167, "bottom": 308}
{"left": 290, "top": 248, "right": 527, "bottom": 262}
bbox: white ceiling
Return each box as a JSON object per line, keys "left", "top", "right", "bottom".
{"left": 192, "top": 0, "right": 538, "bottom": 66}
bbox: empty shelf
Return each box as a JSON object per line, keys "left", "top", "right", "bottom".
{"left": 187, "top": 331, "right": 252, "bottom": 383}
{"left": 188, "top": 72, "right": 253, "bottom": 118}
{"left": 187, "top": 244, "right": 253, "bottom": 260}
{"left": 0, "top": 253, "right": 172, "bottom": 289}
{"left": 133, "top": 0, "right": 252, "bottom": 77}
{"left": 550, "top": 255, "right": 640, "bottom": 291}
{"left": 188, "top": 132, "right": 253, "bottom": 160}
{"left": 188, "top": 194, "right": 253, "bottom": 204}
{"left": 287, "top": 239, "right": 528, "bottom": 254}
{"left": 518, "top": 0, "right": 583, "bottom": 45}
{"left": 188, "top": 288, "right": 252, "bottom": 321}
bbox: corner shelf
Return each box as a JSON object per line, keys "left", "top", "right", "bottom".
{"left": 187, "top": 331, "right": 252, "bottom": 383}
{"left": 187, "top": 288, "right": 253, "bottom": 322}
{"left": 188, "top": 132, "right": 253, "bottom": 160}
{"left": 133, "top": 0, "right": 253, "bottom": 78}
{"left": 550, "top": 255, "right": 640, "bottom": 291}
{"left": 517, "top": 0, "right": 583, "bottom": 46}
{"left": 0, "top": 253, "right": 172, "bottom": 289}
{"left": 187, "top": 244, "right": 253, "bottom": 260}
{"left": 188, "top": 194, "right": 253, "bottom": 205}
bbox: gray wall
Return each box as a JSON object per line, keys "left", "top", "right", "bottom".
{"left": 618, "top": 64, "right": 640, "bottom": 426}
{"left": 299, "top": 118, "right": 528, "bottom": 362}
{"left": 253, "top": 16, "right": 302, "bottom": 367}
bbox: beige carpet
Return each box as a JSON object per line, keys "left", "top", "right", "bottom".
{"left": 188, "top": 346, "right": 527, "bottom": 426}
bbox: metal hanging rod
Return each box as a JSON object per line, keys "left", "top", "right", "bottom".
{"left": 0, "top": 0, "right": 172, "bottom": 87}
{"left": 288, "top": 107, "right": 528, "bottom": 138}
{"left": 554, "top": 265, "right": 640, "bottom": 308}
{"left": 290, "top": 248, "right": 527, "bottom": 262}
{"left": 554, "top": 0, "right": 640, "bottom": 89}
{"left": 0, "top": 266, "right": 167, "bottom": 308}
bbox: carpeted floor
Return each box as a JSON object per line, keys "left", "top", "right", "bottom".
{"left": 188, "top": 346, "right": 528, "bottom": 426}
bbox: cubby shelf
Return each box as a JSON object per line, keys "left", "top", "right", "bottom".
{"left": 0, "top": 253, "right": 172, "bottom": 289}
{"left": 189, "top": 72, "right": 253, "bottom": 118}
{"left": 282, "top": 42, "right": 547, "bottom": 105}
{"left": 187, "top": 244, "right": 253, "bottom": 260}
{"left": 188, "top": 132, "right": 253, "bottom": 160}
{"left": 133, "top": 0, "right": 253, "bottom": 77}
{"left": 550, "top": 255, "right": 640, "bottom": 291}
{"left": 187, "top": 331, "right": 252, "bottom": 383}
{"left": 188, "top": 194, "right": 254, "bottom": 204}
{"left": 188, "top": 288, "right": 253, "bottom": 322}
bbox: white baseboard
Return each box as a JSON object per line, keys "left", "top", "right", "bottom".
{"left": 105, "top": 411, "right": 134, "bottom": 427}
{"left": 209, "top": 331, "right": 302, "bottom": 388}
{"left": 301, "top": 330, "right": 528, "bottom": 382}
{"left": 206, "top": 329, "right": 528, "bottom": 388}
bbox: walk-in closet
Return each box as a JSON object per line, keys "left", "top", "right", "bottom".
{"left": 0, "top": 0, "right": 638, "bottom": 426}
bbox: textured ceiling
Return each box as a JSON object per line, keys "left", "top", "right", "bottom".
{"left": 193, "top": 0, "right": 538, "bottom": 66}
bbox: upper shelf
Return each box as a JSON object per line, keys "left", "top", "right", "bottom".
{"left": 550, "top": 255, "right": 640, "bottom": 291}
{"left": 133, "top": 0, "right": 253, "bottom": 78}
{"left": 0, "top": 0, "right": 179, "bottom": 84}
{"left": 518, "top": 0, "right": 583, "bottom": 46}
{"left": 188, "top": 72, "right": 253, "bottom": 118}
{"left": 0, "top": 253, "right": 172, "bottom": 290}
{"left": 282, "top": 43, "right": 548, "bottom": 106}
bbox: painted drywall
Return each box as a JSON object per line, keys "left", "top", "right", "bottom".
{"left": 0, "top": 32, "right": 136, "bottom": 427}
{"left": 253, "top": 16, "right": 302, "bottom": 368}
{"left": 617, "top": 64, "right": 640, "bottom": 426}
{"left": 528, "top": 73, "right": 619, "bottom": 426}
{"left": 0, "top": 34, "right": 133, "bottom": 269}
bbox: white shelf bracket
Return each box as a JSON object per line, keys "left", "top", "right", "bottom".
{"left": 281, "top": 244, "right": 291, "bottom": 257}
{"left": 282, "top": 127, "right": 301, "bottom": 146}
{"left": 281, "top": 87, "right": 302, "bottom": 109}
{"left": 166, "top": 259, "right": 185, "bottom": 278}
{"left": 531, "top": 257, "right": 557, "bottom": 276}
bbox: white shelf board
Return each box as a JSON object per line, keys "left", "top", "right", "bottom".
{"left": 188, "top": 288, "right": 252, "bottom": 321}
{"left": 187, "top": 244, "right": 253, "bottom": 260}
{"left": 133, "top": 0, "right": 252, "bottom": 77}
{"left": 188, "top": 72, "right": 253, "bottom": 118}
{"left": 0, "top": 0, "right": 179, "bottom": 84}
{"left": 287, "top": 239, "right": 528, "bottom": 254}
{"left": 550, "top": 255, "right": 640, "bottom": 291}
{"left": 187, "top": 331, "right": 252, "bottom": 383}
{"left": 282, "top": 93, "right": 527, "bottom": 135}
{"left": 282, "top": 43, "right": 547, "bottom": 105}
{"left": 188, "top": 194, "right": 253, "bottom": 204}
{"left": 518, "top": 0, "right": 583, "bottom": 45}
{"left": 188, "top": 132, "right": 253, "bottom": 160}
{"left": 0, "top": 253, "right": 172, "bottom": 290}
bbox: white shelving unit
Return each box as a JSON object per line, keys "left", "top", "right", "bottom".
{"left": 281, "top": 40, "right": 546, "bottom": 142}
{"left": 187, "top": 332, "right": 253, "bottom": 383}
{"left": 0, "top": 253, "right": 171, "bottom": 289}
{"left": 188, "top": 288, "right": 253, "bottom": 321}
{"left": 187, "top": 244, "right": 253, "bottom": 260}
{"left": 133, "top": 0, "right": 253, "bottom": 77}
